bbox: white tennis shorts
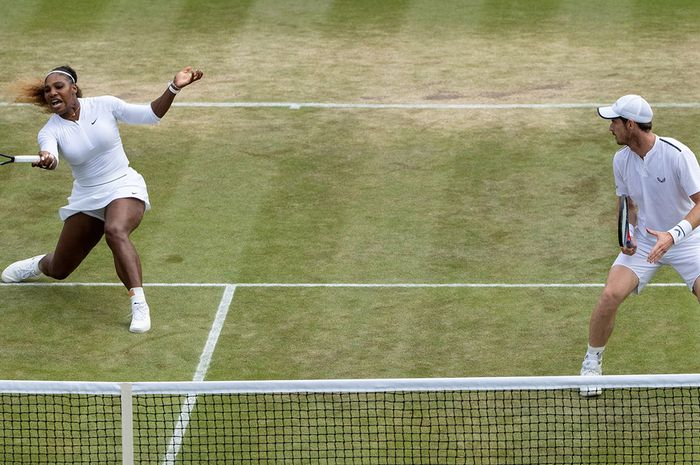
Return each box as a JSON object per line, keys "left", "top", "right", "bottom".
{"left": 59, "top": 167, "right": 151, "bottom": 222}
{"left": 613, "top": 229, "right": 700, "bottom": 294}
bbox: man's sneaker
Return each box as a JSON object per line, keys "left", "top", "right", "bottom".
{"left": 579, "top": 357, "right": 602, "bottom": 397}
{"left": 1, "top": 255, "right": 46, "bottom": 283}
{"left": 129, "top": 301, "right": 151, "bottom": 333}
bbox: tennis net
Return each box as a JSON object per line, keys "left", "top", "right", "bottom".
{"left": 1, "top": 375, "right": 699, "bottom": 464}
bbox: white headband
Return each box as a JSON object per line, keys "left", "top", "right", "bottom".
{"left": 45, "top": 70, "right": 75, "bottom": 83}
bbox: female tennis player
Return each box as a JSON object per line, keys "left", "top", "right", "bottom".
{"left": 1, "top": 65, "right": 203, "bottom": 333}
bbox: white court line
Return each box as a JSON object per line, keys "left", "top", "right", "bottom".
{"left": 4, "top": 101, "right": 700, "bottom": 110}
{"left": 237, "top": 282, "right": 687, "bottom": 288}
{"left": 0, "top": 281, "right": 686, "bottom": 288}
{"left": 162, "top": 284, "right": 236, "bottom": 465}
{"left": 193, "top": 284, "right": 237, "bottom": 381}
{"left": 171, "top": 101, "right": 700, "bottom": 111}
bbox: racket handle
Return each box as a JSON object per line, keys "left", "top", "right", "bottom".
{"left": 13, "top": 155, "right": 41, "bottom": 163}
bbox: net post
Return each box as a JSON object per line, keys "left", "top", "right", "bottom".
{"left": 120, "top": 382, "right": 135, "bottom": 465}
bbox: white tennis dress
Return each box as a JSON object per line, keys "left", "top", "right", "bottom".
{"left": 38, "top": 96, "right": 160, "bottom": 221}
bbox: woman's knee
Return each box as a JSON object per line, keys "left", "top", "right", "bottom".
{"left": 104, "top": 223, "right": 130, "bottom": 245}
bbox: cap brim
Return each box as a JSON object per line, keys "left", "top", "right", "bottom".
{"left": 597, "top": 106, "right": 619, "bottom": 119}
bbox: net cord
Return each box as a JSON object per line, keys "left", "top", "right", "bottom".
{"left": 3, "top": 373, "right": 700, "bottom": 395}
{"left": 132, "top": 373, "right": 700, "bottom": 393}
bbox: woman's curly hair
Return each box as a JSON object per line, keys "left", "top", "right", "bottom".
{"left": 15, "top": 65, "right": 82, "bottom": 111}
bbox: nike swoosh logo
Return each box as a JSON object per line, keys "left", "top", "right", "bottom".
{"left": 91, "top": 118, "right": 97, "bottom": 125}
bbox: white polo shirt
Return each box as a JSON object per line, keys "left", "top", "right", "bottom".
{"left": 613, "top": 136, "right": 700, "bottom": 239}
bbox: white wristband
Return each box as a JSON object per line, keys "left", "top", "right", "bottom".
{"left": 168, "top": 81, "right": 181, "bottom": 94}
{"left": 668, "top": 220, "right": 693, "bottom": 244}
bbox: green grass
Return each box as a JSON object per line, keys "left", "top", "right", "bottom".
{"left": 0, "top": 285, "right": 222, "bottom": 380}
{"left": 1, "top": 0, "right": 700, "bottom": 383}
{"left": 4, "top": 1, "right": 700, "bottom": 462}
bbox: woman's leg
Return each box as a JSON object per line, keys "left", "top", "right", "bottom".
{"left": 40, "top": 213, "right": 105, "bottom": 279}
{"left": 104, "top": 198, "right": 150, "bottom": 333}
{"left": 103, "top": 198, "right": 145, "bottom": 289}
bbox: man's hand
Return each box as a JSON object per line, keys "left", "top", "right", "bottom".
{"left": 646, "top": 228, "right": 674, "bottom": 263}
{"left": 621, "top": 235, "right": 637, "bottom": 256}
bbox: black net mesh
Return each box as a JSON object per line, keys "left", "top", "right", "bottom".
{"left": 2, "top": 386, "right": 700, "bottom": 464}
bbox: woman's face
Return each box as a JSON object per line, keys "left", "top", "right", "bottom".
{"left": 43, "top": 73, "right": 77, "bottom": 115}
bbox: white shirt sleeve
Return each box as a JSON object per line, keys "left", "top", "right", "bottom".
{"left": 37, "top": 125, "right": 60, "bottom": 161}
{"left": 612, "top": 149, "right": 628, "bottom": 197}
{"left": 105, "top": 95, "right": 160, "bottom": 125}
{"left": 676, "top": 146, "right": 700, "bottom": 198}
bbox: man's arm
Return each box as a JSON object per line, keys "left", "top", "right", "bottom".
{"left": 646, "top": 191, "right": 700, "bottom": 263}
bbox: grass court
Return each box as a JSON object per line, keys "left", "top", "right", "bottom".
{"left": 2, "top": 0, "right": 700, "bottom": 385}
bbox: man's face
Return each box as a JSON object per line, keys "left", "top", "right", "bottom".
{"left": 608, "top": 118, "right": 631, "bottom": 146}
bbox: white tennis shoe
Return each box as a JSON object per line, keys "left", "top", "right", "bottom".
{"left": 579, "top": 356, "right": 602, "bottom": 397}
{"left": 129, "top": 301, "right": 151, "bottom": 333}
{"left": 1, "top": 255, "right": 46, "bottom": 283}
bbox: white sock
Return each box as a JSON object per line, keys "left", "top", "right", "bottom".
{"left": 129, "top": 287, "right": 146, "bottom": 305}
{"left": 586, "top": 344, "right": 605, "bottom": 361}
{"left": 33, "top": 255, "right": 45, "bottom": 276}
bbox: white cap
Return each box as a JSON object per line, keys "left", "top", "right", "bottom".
{"left": 597, "top": 94, "right": 653, "bottom": 123}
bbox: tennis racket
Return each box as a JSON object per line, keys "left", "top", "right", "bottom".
{"left": 617, "top": 195, "right": 632, "bottom": 248}
{"left": 0, "top": 153, "right": 41, "bottom": 166}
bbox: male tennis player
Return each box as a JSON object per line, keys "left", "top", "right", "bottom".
{"left": 580, "top": 94, "right": 700, "bottom": 390}
{"left": 1, "top": 65, "right": 203, "bottom": 333}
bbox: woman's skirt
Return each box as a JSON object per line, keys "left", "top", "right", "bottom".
{"left": 59, "top": 167, "right": 151, "bottom": 222}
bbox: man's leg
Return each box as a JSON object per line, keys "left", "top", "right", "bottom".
{"left": 580, "top": 265, "right": 639, "bottom": 396}
{"left": 693, "top": 276, "right": 700, "bottom": 303}
{"left": 588, "top": 265, "right": 640, "bottom": 349}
